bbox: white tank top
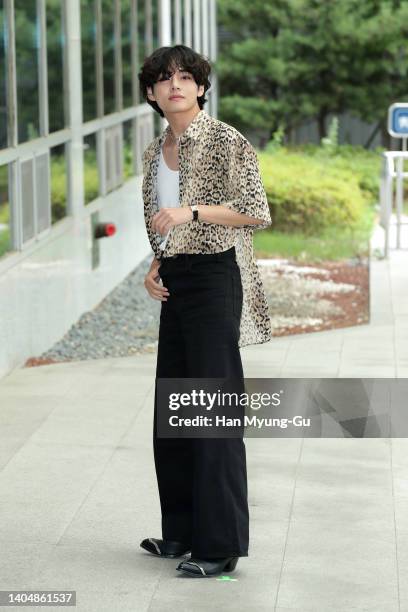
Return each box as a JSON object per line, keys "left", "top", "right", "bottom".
{"left": 157, "top": 146, "right": 180, "bottom": 251}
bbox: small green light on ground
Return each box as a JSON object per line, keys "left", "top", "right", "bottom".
{"left": 216, "top": 575, "right": 238, "bottom": 581}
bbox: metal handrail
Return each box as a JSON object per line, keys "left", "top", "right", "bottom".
{"left": 379, "top": 151, "right": 408, "bottom": 257}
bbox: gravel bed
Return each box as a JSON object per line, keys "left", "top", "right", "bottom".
{"left": 26, "top": 255, "right": 368, "bottom": 366}
{"left": 37, "top": 254, "right": 161, "bottom": 363}
{"left": 259, "top": 261, "right": 355, "bottom": 329}
{"left": 258, "top": 258, "right": 369, "bottom": 335}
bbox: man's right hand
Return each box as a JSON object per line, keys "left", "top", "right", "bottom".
{"left": 144, "top": 258, "right": 170, "bottom": 301}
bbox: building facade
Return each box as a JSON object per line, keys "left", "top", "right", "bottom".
{"left": 0, "top": 0, "right": 218, "bottom": 379}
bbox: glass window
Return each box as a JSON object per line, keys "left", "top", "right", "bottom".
{"left": 102, "top": 0, "right": 115, "bottom": 115}
{"left": 0, "top": 1, "right": 7, "bottom": 150}
{"left": 0, "top": 165, "right": 12, "bottom": 257}
{"left": 50, "top": 144, "right": 67, "bottom": 224}
{"left": 47, "top": 0, "right": 65, "bottom": 132}
{"left": 21, "top": 158, "right": 35, "bottom": 242}
{"left": 35, "top": 152, "right": 51, "bottom": 233}
{"left": 152, "top": 0, "right": 159, "bottom": 51}
{"left": 123, "top": 119, "right": 135, "bottom": 179}
{"left": 138, "top": 0, "right": 146, "bottom": 61}
{"left": 122, "top": 0, "right": 133, "bottom": 108}
{"left": 15, "top": 0, "right": 40, "bottom": 143}
{"left": 83, "top": 133, "right": 99, "bottom": 205}
{"left": 81, "top": 0, "right": 97, "bottom": 122}
{"left": 105, "top": 124, "right": 123, "bottom": 192}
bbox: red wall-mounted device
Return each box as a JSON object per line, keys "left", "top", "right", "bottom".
{"left": 94, "top": 222, "right": 116, "bottom": 239}
{"left": 91, "top": 213, "right": 117, "bottom": 269}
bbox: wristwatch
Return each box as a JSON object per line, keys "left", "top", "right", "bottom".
{"left": 190, "top": 204, "right": 199, "bottom": 222}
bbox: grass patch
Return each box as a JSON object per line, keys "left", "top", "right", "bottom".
{"left": 254, "top": 208, "right": 376, "bottom": 262}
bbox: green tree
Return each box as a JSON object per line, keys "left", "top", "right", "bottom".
{"left": 217, "top": 0, "right": 408, "bottom": 147}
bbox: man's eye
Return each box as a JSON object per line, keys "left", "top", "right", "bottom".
{"left": 157, "top": 72, "right": 192, "bottom": 82}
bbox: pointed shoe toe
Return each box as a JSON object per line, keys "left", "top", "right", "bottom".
{"left": 176, "top": 556, "right": 239, "bottom": 577}
{"left": 140, "top": 538, "right": 191, "bottom": 558}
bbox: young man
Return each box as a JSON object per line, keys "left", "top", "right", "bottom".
{"left": 138, "top": 45, "right": 272, "bottom": 577}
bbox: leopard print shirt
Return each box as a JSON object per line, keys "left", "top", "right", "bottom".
{"left": 142, "top": 109, "right": 272, "bottom": 348}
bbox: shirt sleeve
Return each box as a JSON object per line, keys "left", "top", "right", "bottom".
{"left": 223, "top": 135, "right": 272, "bottom": 231}
{"left": 142, "top": 147, "right": 163, "bottom": 261}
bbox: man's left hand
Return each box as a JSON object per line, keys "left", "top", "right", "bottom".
{"left": 152, "top": 207, "right": 193, "bottom": 235}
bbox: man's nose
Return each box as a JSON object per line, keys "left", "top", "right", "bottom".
{"left": 170, "top": 74, "right": 182, "bottom": 87}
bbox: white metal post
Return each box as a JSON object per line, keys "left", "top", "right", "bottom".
{"left": 201, "top": 0, "right": 208, "bottom": 58}
{"left": 158, "top": 0, "right": 172, "bottom": 132}
{"left": 63, "top": 0, "right": 85, "bottom": 218}
{"left": 184, "top": 0, "right": 192, "bottom": 47}
{"left": 385, "top": 163, "right": 393, "bottom": 258}
{"left": 209, "top": 0, "right": 217, "bottom": 118}
{"left": 37, "top": 0, "right": 49, "bottom": 137}
{"left": 193, "top": 0, "right": 200, "bottom": 52}
{"left": 396, "top": 154, "right": 403, "bottom": 249}
{"left": 159, "top": 0, "right": 171, "bottom": 46}
{"left": 174, "top": 0, "right": 182, "bottom": 44}
{"left": 4, "top": 0, "right": 22, "bottom": 249}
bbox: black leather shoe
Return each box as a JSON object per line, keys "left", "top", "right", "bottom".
{"left": 176, "top": 556, "right": 239, "bottom": 577}
{"left": 140, "top": 538, "right": 191, "bottom": 558}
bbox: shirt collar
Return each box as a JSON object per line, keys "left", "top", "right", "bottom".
{"left": 158, "top": 108, "right": 209, "bottom": 147}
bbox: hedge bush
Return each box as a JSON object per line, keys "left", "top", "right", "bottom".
{"left": 258, "top": 146, "right": 379, "bottom": 235}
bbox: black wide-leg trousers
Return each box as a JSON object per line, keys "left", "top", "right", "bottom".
{"left": 153, "top": 246, "right": 249, "bottom": 558}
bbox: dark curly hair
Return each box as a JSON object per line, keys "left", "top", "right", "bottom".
{"left": 138, "top": 45, "right": 212, "bottom": 117}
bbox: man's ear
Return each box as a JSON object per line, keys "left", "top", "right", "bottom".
{"left": 197, "top": 84, "right": 205, "bottom": 97}
{"left": 146, "top": 86, "right": 155, "bottom": 101}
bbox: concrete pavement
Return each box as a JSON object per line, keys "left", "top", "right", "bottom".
{"left": 0, "top": 226, "right": 407, "bottom": 611}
